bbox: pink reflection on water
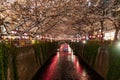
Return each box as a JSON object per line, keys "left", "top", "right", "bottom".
{"left": 41, "top": 53, "right": 58, "bottom": 80}
{"left": 40, "top": 43, "right": 90, "bottom": 80}
{"left": 74, "top": 56, "right": 83, "bottom": 75}
{"left": 73, "top": 56, "right": 90, "bottom": 80}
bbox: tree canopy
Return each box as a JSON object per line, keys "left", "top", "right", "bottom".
{"left": 0, "top": 0, "right": 120, "bottom": 39}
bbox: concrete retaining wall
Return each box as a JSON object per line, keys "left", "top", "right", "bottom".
{"left": 7, "top": 46, "right": 40, "bottom": 80}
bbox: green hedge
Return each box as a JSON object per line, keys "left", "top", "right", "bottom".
{"left": 11, "top": 46, "right": 19, "bottom": 80}
{"left": 0, "top": 43, "right": 9, "bottom": 80}
{"left": 0, "top": 41, "right": 58, "bottom": 80}
{"left": 83, "top": 41, "right": 100, "bottom": 67}
{"left": 107, "top": 43, "right": 120, "bottom": 80}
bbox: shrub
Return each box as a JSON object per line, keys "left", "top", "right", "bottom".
{"left": 83, "top": 41, "right": 100, "bottom": 67}
{"left": 107, "top": 43, "right": 120, "bottom": 80}
{"left": 0, "top": 43, "right": 9, "bottom": 80}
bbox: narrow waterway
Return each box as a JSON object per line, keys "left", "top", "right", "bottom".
{"left": 33, "top": 44, "right": 104, "bottom": 80}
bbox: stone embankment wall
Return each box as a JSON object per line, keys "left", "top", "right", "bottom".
{"left": 17, "top": 47, "right": 39, "bottom": 80}
{"left": 0, "top": 42, "right": 58, "bottom": 80}
{"left": 69, "top": 41, "right": 120, "bottom": 80}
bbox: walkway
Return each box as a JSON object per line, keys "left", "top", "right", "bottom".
{"left": 33, "top": 44, "right": 104, "bottom": 80}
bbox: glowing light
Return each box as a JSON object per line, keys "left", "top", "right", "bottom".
{"left": 71, "top": 54, "right": 75, "bottom": 62}
{"left": 89, "top": 36, "right": 92, "bottom": 38}
{"left": 68, "top": 45, "right": 72, "bottom": 52}
{"left": 87, "top": 0, "right": 89, "bottom": 1}
{"left": 36, "top": 35, "right": 39, "bottom": 38}
{"left": 99, "top": 30, "right": 101, "bottom": 32}
{"left": 82, "top": 36, "right": 86, "bottom": 39}
{"left": 88, "top": 2, "right": 91, "bottom": 6}
{"left": 67, "top": 55, "right": 71, "bottom": 61}
{"left": 11, "top": 31, "right": 17, "bottom": 34}
{"left": 8, "top": 35, "right": 11, "bottom": 39}
{"left": 32, "top": 40, "right": 35, "bottom": 44}
{"left": 57, "top": 49, "right": 60, "bottom": 52}
{"left": 117, "top": 42, "right": 120, "bottom": 48}
{"left": 57, "top": 52, "right": 60, "bottom": 58}
{"left": 92, "top": 35, "right": 96, "bottom": 38}
{"left": 82, "top": 40, "right": 86, "bottom": 44}
{"left": 82, "top": 71, "right": 87, "bottom": 76}
{"left": 24, "top": 33, "right": 27, "bottom": 35}
{"left": 11, "top": 36, "right": 15, "bottom": 39}
{"left": 104, "top": 31, "right": 115, "bottom": 40}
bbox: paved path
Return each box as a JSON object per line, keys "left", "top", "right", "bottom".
{"left": 33, "top": 51, "right": 104, "bottom": 80}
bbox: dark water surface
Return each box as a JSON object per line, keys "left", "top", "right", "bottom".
{"left": 32, "top": 51, "right": 104, "bottom": 80}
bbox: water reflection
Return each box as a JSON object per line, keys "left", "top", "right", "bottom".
{"left": 44, "top": 44, "right": 87, "bottom": 80}
{"left": 40, "top": 53, "right": 58, "bottom": 80}
{"left": 38, "top": 43, "right": 102, "bottom": 80}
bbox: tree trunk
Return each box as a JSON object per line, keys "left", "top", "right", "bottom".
{"left": 100, "top": 21, "right": 104, "bottom": 34}
{"left": 0, "top": 26, "right": 1, "bottom": 33}
{"left": 100, "top": 20, "right": 104, "bottom": 41}
{"left": 114, "top": 28, "right": 119, "bottom": 41}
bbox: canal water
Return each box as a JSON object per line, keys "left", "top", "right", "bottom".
{"left": 33, "top": 44, "right": 104, "bottom": 80}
